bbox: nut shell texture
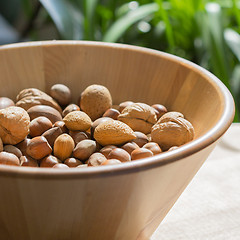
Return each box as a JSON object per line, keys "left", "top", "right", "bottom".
{"left": 0, "top": 106, "right": 30, "bottom": 144}
{"left": 118, "top": 103, "right": 157, "bottom": 134}
{"left": 80, "top": 84, "right": 112, "bottom": 121}
{"left": 94, "top": 120, "right": 136, "bottom": 146}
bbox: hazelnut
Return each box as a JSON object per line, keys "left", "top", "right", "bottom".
{"left": 101, "top": 159, "right": 122, "bottom": 165}
{"left": 151, "top": 104, "right": 167, "bottom": 119}
{"left": 0, "top": 97, "right": 15, "bottom": 109}
{"left": 69, "top": 131, "right": 90, "bottom": 145}
{"left": 168, "top": 146, "right": 179, "bottom": 151}
{"left": 73, "top": 139, "right": 97, "bottom": 161}
{"left": 76, "top": 164, "right": 88, "bottom": 168}
{"left": 80, "top": 84, "right": 112, "bottom": 121}
{"left": 64, "top": 157, "right": 82, "bottom": 168}
{"left": 0, "top": 152, "right": 20, "bottom": 166}
{"left": 131, "top": 148, "right": 153, "bottom": 160}
{"left": 0, "top": 106, "right": 30, "bottom": 144}
{"left": 132, "top": 131, "right": 148, "bottom": 147}
{"left": 142, "top": 142, "right": 162, "bottom": 155}
{"left": 42, "top": 127, "right": 63, "bottom": 147}
{"left": 29, "top": 116, "right": 53, "bottom": 137}
{"left": 20, "top": 156, "right": 38, "bottom": 167}
{"left": 62, "top": 104, "right": 80, "bottom": 117}
{"left": 103, "top": 108, "right": 120, "bottom": 120}
{"left": 50, "top": 84, "right": 71, "bottom": 106}
{"left": 40, "top": 155, "right": 61, "bottom": 168}
{"left": 119, "top": 101, "right": 134, "bottom": 112}
{"left": 121, "top": 142, "right": 139, "bottom": 155}
{"left": 108, "top": 148, "right": 131, "bottom": 162}
{"left": 15, "top": 138, "right": 30, "bottom": 155}
{"left": 53, "top": 121, "right": 68, "bottom": 133}
{"left": 0, "top": 137, "right": 3, "bottom": 152}
{"left": 26, "top": 136, "right": 52, "bottom": 160}
{"left": 87, "top": 153, "right": 107, "bottom": 166}
{"left": 99, "top": 145, "right": 117, "bottom": 158}
{"left": 3, "top": 145, "right": 22, "bottom": 158}
{"left": 52, "top": 163, "right": 69, "bottom": 169}
{"left": 54, "top": 134, "right": 75, "bottom": 161}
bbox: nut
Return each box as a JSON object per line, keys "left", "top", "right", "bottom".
{"left": 87, "top": 153, "right": 107, "bottom": 166}
{"left": 54, "top": 134, "right": 75, "bottom": 161}
{"left": 42, "top": 127, "right": 63, "bottom": 147}
{"left": 27, "top": 105, "right": 62, "bottom": 124}
{"left": 103, "top": 108, "right": 120, "bottom": 120}
{"left": 108, "top": 148, "right": 131, "bottom": 162}
{"left": 131, "top": 148, "right": 153, "bottom": 160}
{"left": 119, "top": 101, "right": 134, "bottom": 112}
{"left": 76, "top": 164, "right": 88, "bottom": 168}
{"left": 26, "top": 136, "right": 52, "bottom": 160}
{"left": 73, "top": 139, "right": 97, "bottom": 161}
{"left": 64, "top": 157, "right": 82, "bottom": 167}
{"left": 29, "top": 116, "right": 53, "bottom": 137}
{"left": 20, "top": 156, "right": 38, "bottom": 167}
{"left": 101, "top": 159, "right": 121, "bottom": 165}
{"left": 151, "top": 104, "right": 167, "bottom": 119}
{"left": 99, "top": 145, "right": 117, "bottom": 157}
{"left": 3, "top": 145, "right": 22, "bottom": 158}
{"left": 118, "top": 102, "right": 157, "bottom": 134}
{"left": 0, "top": 97, "right": 15, "bottom": 109}
{"left": 151, "top": 111, "right": 194, "bottom": 151}
{"left": 0, "top": 152, "right": 20, "bottom": 166}
{"left": 63, "top": 111, "right": 92, "bottom": 131}
{"left": 40, "top": 155, "right": 61, "bottom": 168}
{"left": 16, "top": 88, "right": 62, "bottom": 112}
{"left": 91, "top": 117, "right": 113, "bottom": 136}
{"left": 69, "top": 131, "right": 90, "bottom": 145}
{"left": 0, "top": 106, "right": 30, "bottom": 144}
{"left": 53, "top": 121, "right": 68, "bottom": 133}
{"left": 121, "top": 142, "right": 139, "bottom": 155}
{"left": 62, "top": 104, "right": 80, "bottom": 117}
{"left": 168, "top": 146, "right": 179, "bottom": 151}
{"left": 142, "top": 142, "right": 162, "bottom": 155}
{"left": 132, "top": 131, "right": 148, "bottom": 147}
{"left": 80, "top": 84, "right": 112, "bottom": 121}
{"left": 15, "top": 138, "right": 30, "bottom": 155}
{"left": 94, "top": 120, "right": 136, "bottom": 146}
{"left": 50, "top": 84, "right": 71, "bottom": 106}
{"left": 52, "top": 163, "right": 69, "bottom": 169}
{"left": 0, "top": 137, "right": 3, "bottom": 152}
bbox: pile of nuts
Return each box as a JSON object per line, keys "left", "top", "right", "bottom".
{"left": 0, "top": 84, "right": 194, "bottom": 169}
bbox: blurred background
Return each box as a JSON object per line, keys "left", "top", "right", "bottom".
{"left": 0, "top": 0, "right": 240, "bottom": 121}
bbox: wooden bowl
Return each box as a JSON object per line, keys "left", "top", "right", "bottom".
{"left": 0, "top": 41, "right": 234, "bottom": 240}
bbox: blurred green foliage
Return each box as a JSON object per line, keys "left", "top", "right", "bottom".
{"left": 1, "top": 0, "right": 240, "bottom": 120}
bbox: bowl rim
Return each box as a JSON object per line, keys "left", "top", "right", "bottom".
{"left": 0, "top": 40, "right": 235, "bottom": 179}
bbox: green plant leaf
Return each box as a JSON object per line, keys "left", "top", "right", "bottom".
{"left": 39, "top": 0, "right": 83, "bottom": 40}
{"left": 103, "top": 3, "right": 158, "bottom": 42}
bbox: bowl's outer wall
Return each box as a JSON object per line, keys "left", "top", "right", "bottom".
{"left": 0, "top": 41, "right": 234, "bottom": 240}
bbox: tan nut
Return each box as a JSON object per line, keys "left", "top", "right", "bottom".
{"left": 118, "top": 102, "right": 157, "bottom": 134}
{"left": 151, "top": 111, "right": 194, "bottom": 151}
{"left": 73, "top": 139, "right": 97, "bottom": 161}
{"left": 87, "top": 153, "right": 107, "bottom": 167}
{"left": 0, "top": 97, "right": 15, "bottom": 109}
{"left": 91, "top": 117, "right": 113, "bottom": 136}
{"left": 3, "top": 145, "right": 22, "bottom": 158}
{"left": 142, "top": 142, "right": 162, "bottom": 155}
{"left": 94, "top": 120, "right": 136, "bottom": 146}
{"left": 131, "top": 148, "right": 153, "bottom": 160}
{"left": 0, "top": 152, "right": 20, "bottom": 166}
{"left": 29, "top": 116, "right": 53, "bottom": 137}
{"left": 26, "top": 136, "right": 52, "bottom": 160}
{"left": 119, "top": 101, "right": 134, "bottom": 113}
{"left": 62, "top": 104, "right": 80, "bottom": 117}
{"left": 54, "top": 134, "right": 75, "bottom": 161}
{"left": 0, "top": 106, "right": 30, "bottom": 144}
{"left": 50, "top": 84, "right": 71, "bottom": 106}
{"left": 80, "top": 84, "right": 112, "bottom": 121}
{"left": 63, "top": 111, "right": 92, "bottom": 131}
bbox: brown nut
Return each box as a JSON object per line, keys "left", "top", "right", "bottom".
{"left": 53, "top": 121, "right": 68, "bottom": 133}
{"left": 29, "top": 116, "right": 53, "bottom": 137}
{"left": 69, "top": 131, "right": 90, "bottom": 145}
{"left": 26, "top": 136, "right": 52, "bottom": 160}
{"left": 76, "top": 164, "right": 88, "bottom": 168}
{"left": 80, "top": 84, "right": 112, "bottom": 121}
{"left": 118, "top": 102, "right": 157, "bottom": 134}
{"left": 119, "top": 101, "right": 134, "bottom": 113}
{"left": 87, "top": 153, "right": 107, "bottom": 167}
{"left": 94, "top": 120, "right": 136, "bottom": 146}
{"left": 132, "top": 131, "right": 149, "bottom": 147}
{"left": 42, "top": 127, "right": 63, "bottom": 147}
{"left": 52, "top": 163, "right": 69, "bottom": 169}
{"left": 108, "top": 148, "right": 131, "bottom": 162}
{"left": 99, "top": 145, "right": 117, "bottom": 158}
{"left": 0, "top": 152, "right": 20, "bottom": 166}
{"left": 142, "top": 142, "right": 162, "bottom": 155}
{"left": 151, "top": 112, "right": 194, "bottom": 151}
{"left": 20, "top": 156, "right": 38, "bottom": 167}
{"left": 40, "top": 155, "right": 61, "bottom": 168}
{"left": 168, "top": 146, "right": 179, "bottom": 151}
{"left": 15, "top": 138, "right": 30, "bottom": 155}
{"left": 62, "top": 104, "right": 80, "bottom": 117}
{"left": 131, "top": 148, "right": 153, "bottom": 160}
{"left": 0, "top": 106, "right": 30, "bottom": 144}
{"left": 103, "top": 108, "right": 120, "bottom": 120}
{"left": 16, "top": 88, "right": 62, "bottom": 112}
{"left": 73, "top": 139, "right": 97, "bottom": 161}
{"left": 54, "top": 134, "right": 75, "bottom": 161}
{"left": 63, "top": 111, "right": 92, "bottom": 131}
{"left": 50, "top": 84, "right": 71, "bottom": 106}
{"left": 121, "top": 142, "right": 139, "bottom": 155}
{"left": 0, "top": 137, "right": 3, "bottom": 152}
{"left": 27, "top": 105, "right": 62, "bottom": 124}
{"left": 0, "top": 97, "right": 15, "bottom": 109}
{"left": 91, "top": 117, "right": 113, "bottom": 136}
{"left": 151, "top": 104, "right": 168, "bottom": 119}
{"left": 64, "top": 157, "right": 82, "bottom": 167}
{"left": 101, "top": 159, "right": 122, "bottom": 165}
{"left": 3, "top": 145, "right": 22, "bottom": 158}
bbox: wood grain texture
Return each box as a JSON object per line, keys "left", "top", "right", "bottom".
{"left": 0, "top": 41, "right": 234, "bottom": 240}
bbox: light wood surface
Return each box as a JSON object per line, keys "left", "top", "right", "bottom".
{"left": 0, "top": 41, "right": 234, "bottom": 240}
